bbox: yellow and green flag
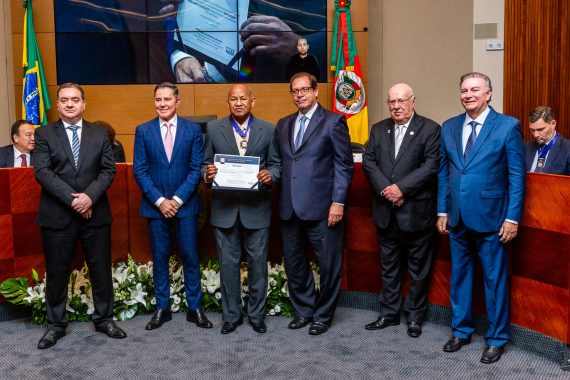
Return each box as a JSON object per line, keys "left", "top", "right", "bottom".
{"left": 22, "top": 0, "right": 50, "bottom": 127}
{"left": 330, "top": 0, "right": 368, "bottom": 144}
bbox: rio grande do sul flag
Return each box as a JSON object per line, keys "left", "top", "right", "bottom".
{"left": 22, "top": 0, "right": 51, "bottom": 127}
{"left": 330, "top": 0, "right": 368, "bottom": 144}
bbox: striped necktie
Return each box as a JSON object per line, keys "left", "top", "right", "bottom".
{"left": 394, "top": 125, "right": 405, "bottom": 158}
{"left": 464, "top": 121, "right": 478, "bottom": 158}
{"left": 68, "top": 125, "right": 80, "bottom": 167}
{"left": 294, "top": 116, "right": 308, "bottom": 152}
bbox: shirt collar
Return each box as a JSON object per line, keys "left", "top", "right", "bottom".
{"left": 12, "top": 145, "right": 27, "bottom": 157}
{"left": 160, "top": 115, "right": 178, "bottom": 127}
{"left": 465, "top": 106, "right": 491, "bottom": 127}
{"left": 62, "top": 119, "right": 83, "bottom": 129}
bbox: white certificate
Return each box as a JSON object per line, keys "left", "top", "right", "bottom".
{"left": 176, "top": 0, "right": 250, "bottom": 71}
{"left": 213, "top": 154, "right": 260, "bottom": 191}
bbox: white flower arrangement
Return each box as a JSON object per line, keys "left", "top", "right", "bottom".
{"left": 0, "top": 256, "right": 319, "bottom": 326}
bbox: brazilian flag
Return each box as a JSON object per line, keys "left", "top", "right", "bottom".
{"left": 22, "top": 0, "right": 51, "bottom": 127}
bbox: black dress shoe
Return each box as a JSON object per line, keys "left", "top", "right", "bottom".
{"left": 288, "top": 316, "right": 312, "bottom": 329}
{"left": 221, "top": 319, "right": 243, "bottom": 334}
{"left": 407, "top": 322, "right": 422, "bottom": 338}
{"left": 308, "top": 322, "right": 329, "bottom": 335}
{"left": 481, "top": 345, "right": 504, "bottom": 364}
{"left": 145, "top": 309, "right": 172, "bottom": 330}
{"left": 443, "top": 336, "right": 471, "bottom": 352}
{"left": 187, "top": 308, "right": 213, "bottom": 329}
{"left": 37, "top": 329, "right": 65, "bottom": 349}
{"left": 95, "top": 322, "right": 127, "bottom": 339}
{"left": 249, "top": 319, "right": 267, "bottom": 333}
{"left": 365, "top": 317, "right": 400, "bottom": 330}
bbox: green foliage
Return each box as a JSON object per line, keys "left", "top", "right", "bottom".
{"left": 0, "top": 255, "right": 319, "bottom": 325}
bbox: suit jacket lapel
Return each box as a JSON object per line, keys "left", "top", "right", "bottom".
{"left": 544, "top": 137, "right": 562, "bottom": 172}
{"left": 170, "top": 119, "right": 185, "bottom": 163}
{"left": 55, "top": 120, "right": 77, "bottom": 169}
{"left": 220, "top": 117, "right": 241, "bottom": 155}
{"left": 76, "top": 122, "right": 92, "bottom": 171}
{"left": 245, "top": 118, "right": 262, "bottom": 155}
{"left": 5, "top": 148, "right": 14, "bottom": 168}
{"left": 386, "top": 124, "right": 396, "bottom": 164}
{"left": 151, "top": 118, "right": 169, "bottom": 164}
{"left": 454, "top": 114, "right": 466, "bottom": 167}
{"left": 288, "top": 115, "right": 296, "bottom": 154}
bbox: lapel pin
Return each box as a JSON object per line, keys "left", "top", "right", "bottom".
{"left": 410, "top": 131, "right": 414, "bottom": 136}
{"left": 388, "top": 130, "right": 391, "bottom": 134}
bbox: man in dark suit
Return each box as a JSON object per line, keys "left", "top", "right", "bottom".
{"left": 0, "top": 120, "right": 35, "bottom": 168}
{"left": 33, "top": 83, "right": 126, "bottom": 349}
{"left": 133, "top": 82, "right": 212, "bottom": 331}
{"left": 275, "top": 72, "right": 353, "bottom": 335}
{"left": 437, "top": 72, "right": 525, "bottom": 364}
{"left": 362, "top": 83, "right": 440, "bottom": 338}
{"left": 202, "top": 84, "right": 281, "bottom": 334}
{"left": 525, "top": 106, "right": 570, "bottom": 175}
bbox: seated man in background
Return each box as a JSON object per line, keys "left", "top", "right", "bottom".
{"left": 525, "top": 106, "right": 570, "bottom": 175}
{"left": 93, "top": 120, "right": 126, "bottom": 163}
{"left": 0, "top": 120, "right": 35, "bottom": 168}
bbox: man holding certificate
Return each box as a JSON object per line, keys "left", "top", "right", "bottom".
{"left": 202, "top": 84, "right": 281, "bottom": 334}
{"left": 275, "top": 72, "right": 354, "bottom": 335}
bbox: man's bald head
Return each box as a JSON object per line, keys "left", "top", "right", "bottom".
{"left": 387, "top": 83, "right": 415, "bottom": 124}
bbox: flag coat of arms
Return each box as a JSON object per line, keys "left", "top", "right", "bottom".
{"left": 22, "top": 0, "right": 51, "bottom": 126}
{"left": 330, "top": 0, "right": 368, "bottom": 144}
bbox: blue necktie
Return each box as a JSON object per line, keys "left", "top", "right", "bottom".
{"left": 464, "top": 121, "right": 478, "bottom": 158}
{"left": 68, "top": 125, "right": 80, "bottom": 167}
{"left": 294, "top": 116, "right": 308, "bottom": 152}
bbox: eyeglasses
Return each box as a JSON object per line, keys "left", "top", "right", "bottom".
{"left": 387, "top": 95, "right": 414, "bottom": 107}
{"left": 290, "top": 87, "right": 313, "bottom": 96}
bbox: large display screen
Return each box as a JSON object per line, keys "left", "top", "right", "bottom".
{"left": 54, "top": 0, "right": 327, "bottom": 84}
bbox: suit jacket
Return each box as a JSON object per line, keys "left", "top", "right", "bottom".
{"left": 0, "top": 145, "right": 14, "bottom": 168}
{"left": 275, "top": 104, "right": 353, "bottom": 221}
{"left": 524, "top": 136, "right": 570, "bottom": 175}
{"left": 201, "top": 115, "right": 281, "bottom": 229}
{"left": 363, "top": 113, "right": 440, "bottom": 232}
{"left": 133, "top": 116, "right": 203, "bottom": 219}
{"left": 33, "top": 120, "right": 116, "bottom": 229}
{"left": 437, "top": 107, "right": 526, "bottom": 233}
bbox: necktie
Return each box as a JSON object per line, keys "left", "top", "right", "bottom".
{"left": 164, "top": 123, "right": 174, "bottom": 161}
{"left": 464, "top": 121, "right": 478, "bottom": 158}
{"left": 294, "top": 116, "right": 308, "bottom": 152}
{"left": 394, "top": 125, "right": 405, "bottom": 158}
{"left": 20, "top": 154, "right": 27, "bottom": 167}
{"left": 68, "top": 125, "right": 80, "bottom": 167}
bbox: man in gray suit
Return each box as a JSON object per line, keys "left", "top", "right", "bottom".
{"left": 202, "top": 84, "right": 281, "bottom": 334}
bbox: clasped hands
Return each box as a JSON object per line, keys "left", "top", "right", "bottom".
{"left": 159, "top": 198, "right": 180, "bottom": 219}
{"left": 71, "top": 193, "right": 93, "bottom": 219}
{"left": 382, "top": 184, "right": 404, "bottom": 207}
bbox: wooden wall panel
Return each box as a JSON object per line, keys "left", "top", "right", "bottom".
{"left": 505, "top": 0, "right": 570, "bottom": 140}
{"left": 11, "top": 1, "right": 369, "bottom": 160}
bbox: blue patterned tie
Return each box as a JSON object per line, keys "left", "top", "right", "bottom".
{"left": 294, "top": 116, "right": 308, "bottom": 152}
{"left": 464, "top": 121, "right": 478, "bottom": 158}
{"left": 68, "top": 125, "right": 80, "bottom": 167}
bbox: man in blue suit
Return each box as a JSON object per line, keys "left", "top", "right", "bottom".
{"left": 134, "top": 82, "right": 212, "bottom": 330}
{"left": 275, "top": 72, "right": 353, "bottom": 335}
{"left": 525, "top": 106, "right": 570, "bottom": 175}
{"left": 437, "top": 72, "right": 525, "bottom": 364}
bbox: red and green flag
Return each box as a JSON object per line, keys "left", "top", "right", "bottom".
{"left": 22, "top": 0, "right": 51, "bottom": 127}
{"left": 330, "top": 0, "right": 368, "bottom": 144}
